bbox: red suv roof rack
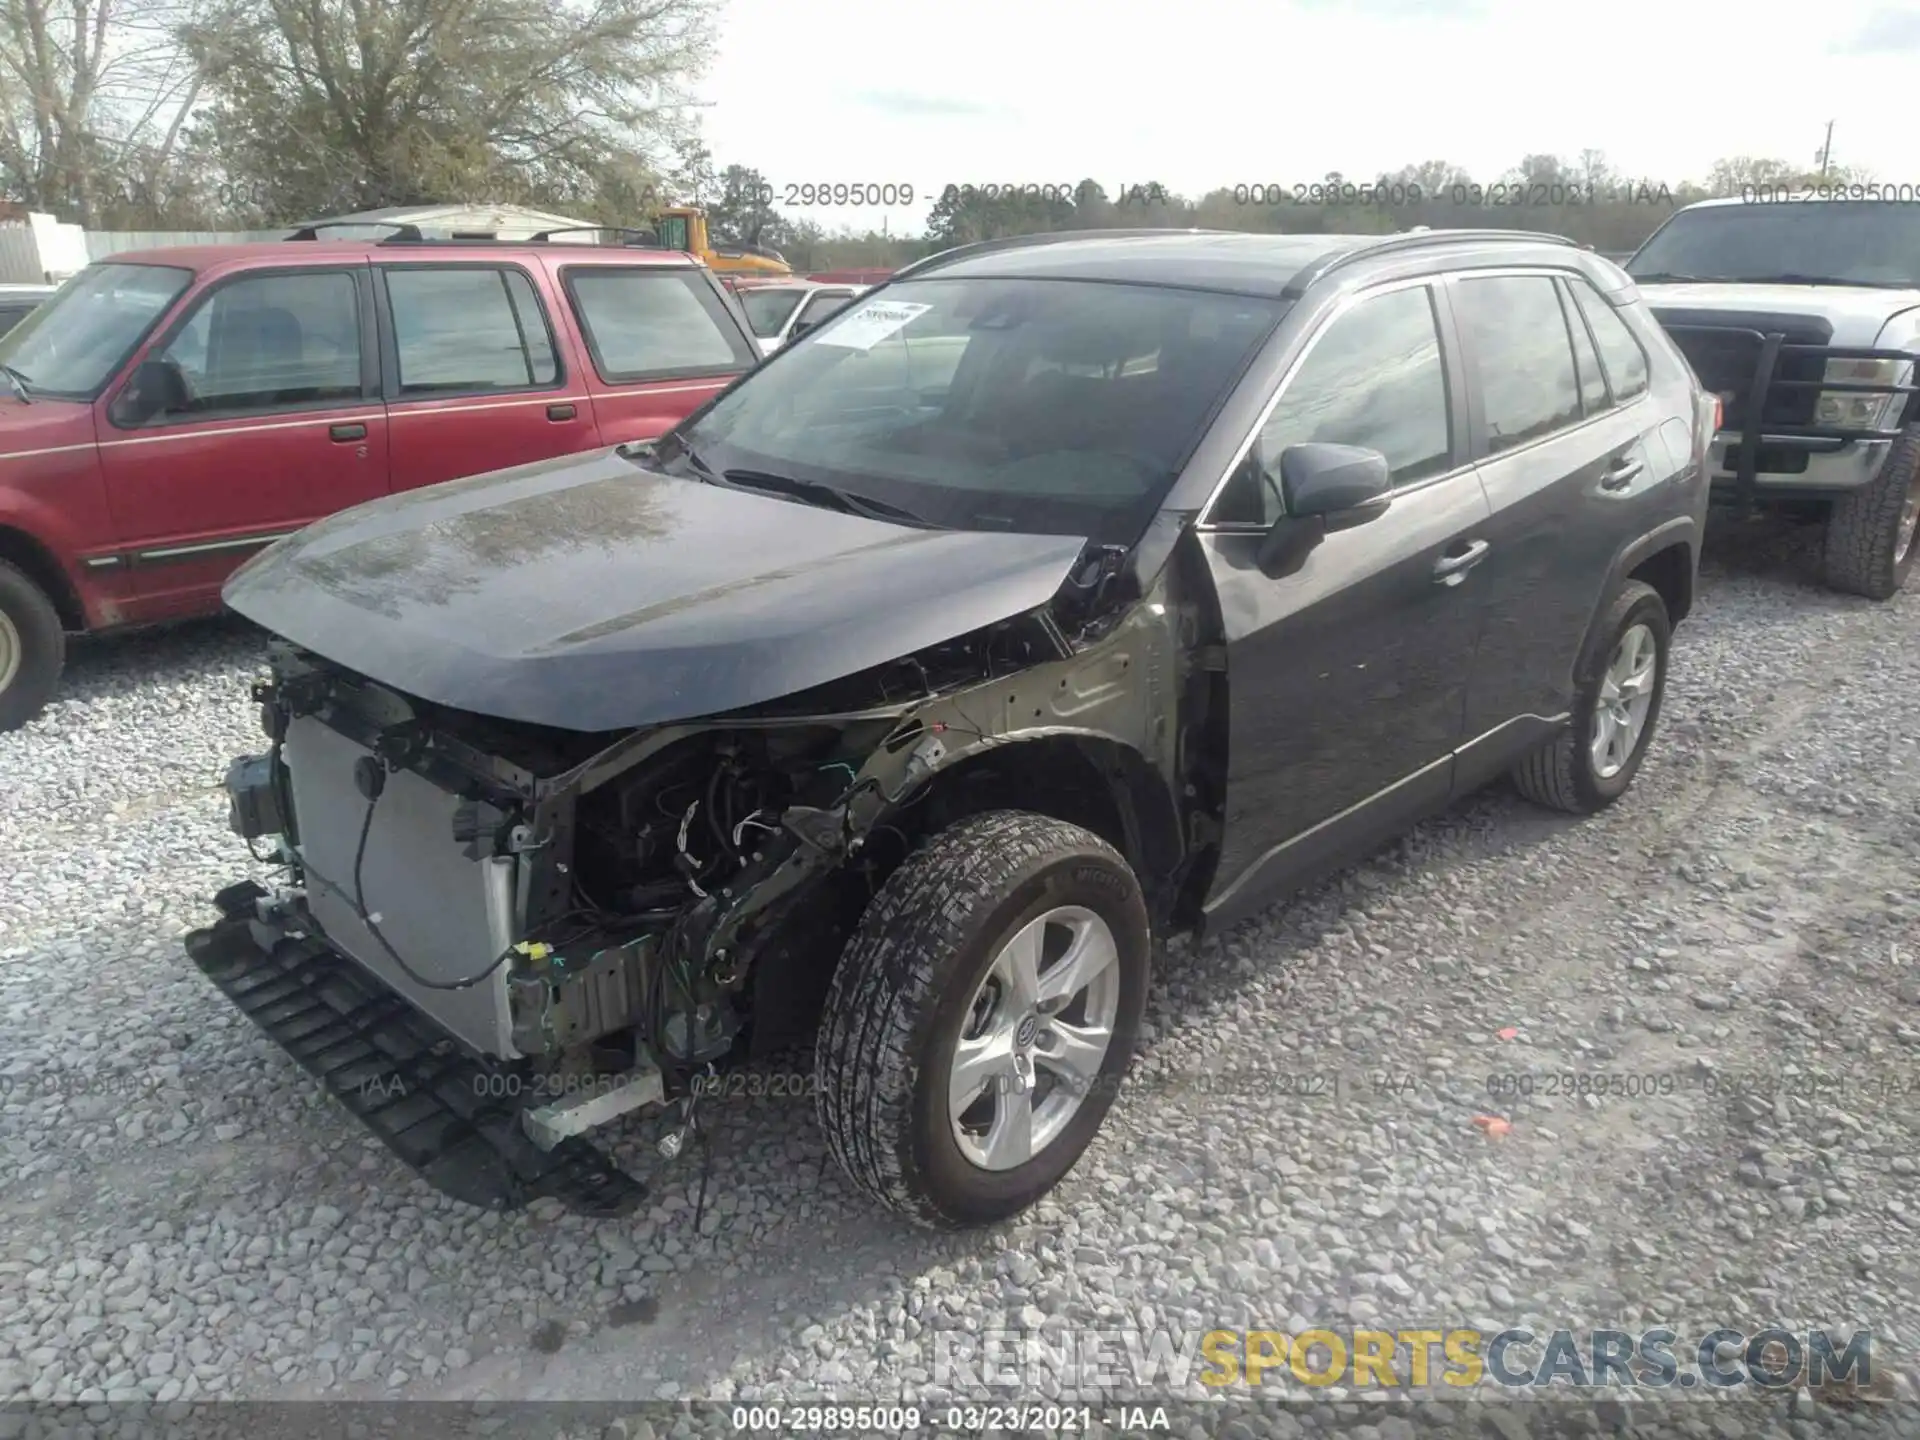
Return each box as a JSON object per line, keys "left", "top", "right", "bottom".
{"left": 286, "top": 220, "right": 424, "bottom": 242}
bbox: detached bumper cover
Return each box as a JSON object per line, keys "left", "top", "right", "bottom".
{"left": 184, "top": 905, "right": 646, "bottom": 1218}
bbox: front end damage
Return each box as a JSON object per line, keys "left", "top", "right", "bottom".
{"left": 187, "top": 551, "right": 1215, "bottom": 1215}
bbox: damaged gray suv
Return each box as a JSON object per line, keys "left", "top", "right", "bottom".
{"left": 192, "top": 228, "right": 1713, "bottom": 1228}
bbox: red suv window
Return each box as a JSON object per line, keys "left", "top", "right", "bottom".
{"left": 564, "top": 268, "right": 758, "bottom": 382}
{"left": 157, "top": 269, "right": 364, "bottom": 416}
{"left": 385, "top": 265, "right": 560, "bottom": 394}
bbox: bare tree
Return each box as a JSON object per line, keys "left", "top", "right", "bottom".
{"left": 187, "top": 0, "right": 719, "bottom": 220}
{"left": 0, "top": 0, "right": 209, "bottom": 222}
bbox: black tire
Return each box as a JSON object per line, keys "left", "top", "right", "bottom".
{"left": 1823, "top": 424, "right": 1920, "bottom": 600}
{"left": 814, "top": 810, "right": 1150, "bottom": 1229}
{"left": 0, "top": 559, "right": 64, "bottom": 733}
{"left": 1512, "top": 580, "right": 1670, "bottom": 815}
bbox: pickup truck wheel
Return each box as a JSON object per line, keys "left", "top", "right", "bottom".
{"left": 0, "top": 560, "right": 64, "bottom": 732}
{"left": 1822, "top": 424, "right": 1920, "bottom": 600}
{"left": 1512, "top": 579, "right": 1669, "bottom": 815}
{"left": 814, "top": 810, "right": 1149, "bottom": 1229}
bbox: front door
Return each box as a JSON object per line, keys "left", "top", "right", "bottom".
{"left": 93, "top": 264, "right": 387, "bottom": 623}
{"left": 1197, "top": 279, "right": 1493, "bottom": 923}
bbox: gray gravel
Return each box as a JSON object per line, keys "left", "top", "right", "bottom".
{"left": 3, "top": 521, "right": 1919, "bottom": 1434}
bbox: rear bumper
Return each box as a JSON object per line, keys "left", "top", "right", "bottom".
{"left": 184, "top": 887, "right": 648, "bottom": 1217}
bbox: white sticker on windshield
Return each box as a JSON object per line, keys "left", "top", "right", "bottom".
{"left": 813, "top": 300, "right": 931, "bottom": 350}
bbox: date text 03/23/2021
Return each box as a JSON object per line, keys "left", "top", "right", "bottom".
{"left": 728, "top": 1404, "right": 1171, "bottom": 1433}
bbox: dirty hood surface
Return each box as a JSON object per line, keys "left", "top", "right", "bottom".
{"left": 224, "top": 448, "right": 1091, "bottom": 732}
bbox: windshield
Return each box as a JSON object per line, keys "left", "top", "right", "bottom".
{"left": 1628, "top": 202, "right": 1920, "bottom": 288}
{"left": 0, "top": 262, "right": 193, "bottom": 399}
{"left": 740, "top": 288, "right": 807, "bottom": 338}
{"left": 659, "top": 277, "right": 1284, "bottom": 543}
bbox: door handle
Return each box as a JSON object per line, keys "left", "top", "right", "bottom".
{"left": 547, "top": 403, "right": 577, "bottom": 421}
{"left": 1600, "top": 456, "right": 1644, "bottom": 491}
{"left": 1433, "top": 539, "right": 1490, "bottom": 585}
{"left": 329, "top": 423, "right": 367, "bottom": 442}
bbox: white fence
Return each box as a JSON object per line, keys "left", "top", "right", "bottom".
{"left": 87, "top": 230, "right": 283, "bottom": 260}
{"left": 0, "top": 226, "right": 40, "bottom": 282}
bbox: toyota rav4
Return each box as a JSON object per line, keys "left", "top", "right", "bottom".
{"left": 189, "top": 228, "right": 1712, "bottom": 1228}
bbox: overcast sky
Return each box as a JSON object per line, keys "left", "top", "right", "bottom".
{"left": 697, "top": 0, "right": 1920, "bottom": 232}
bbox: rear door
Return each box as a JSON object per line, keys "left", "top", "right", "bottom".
{"left": 93, "top": 263, "right": 387, "bottom": 622}
{"left": 556, "top": 263, "right": 758, "bottom": 444}
{"left": 376, "top": 261, "right": 588, "bottom": 491}
{"left": 1197, "top": 278, "right": 1492, "bottom": 922}
{"left": 1450, "top": 269, "right": 1669, "bottom": 776}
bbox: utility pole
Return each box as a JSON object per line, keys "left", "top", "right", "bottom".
{"left": 1819, "top": 120, "right": 1835, "bottom": 177}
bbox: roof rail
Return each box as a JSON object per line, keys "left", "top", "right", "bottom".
{"left": 525, "top": 225, "right": 664, "bottom": 246}
{"left": 286, "top": 220, "right": 423, "bottom": 242}
{"left": 890, "top": 227, "right": 1234, "bottom": 283}
{"left": 1280, "top": 227, "right": 1579, "bottom": 298}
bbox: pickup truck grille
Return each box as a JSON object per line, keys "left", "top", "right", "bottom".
{"left": 1649, "top": 308, "right": 1834, "bottom": 430}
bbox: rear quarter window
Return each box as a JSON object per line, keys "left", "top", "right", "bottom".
{"left": 1570, "top": 277, "right": 1651, "bottom": 401}
{"left": 564, "top": 268, "right": 757, "bottom": 382}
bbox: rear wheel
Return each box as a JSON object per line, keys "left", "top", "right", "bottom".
{"left": 814, "top": 810, "right": 1150, "bottom": 1228}
{"left": 0, "top": 560, "right": 64, "bottom": 732}
{"left": 1513, "top": 580, "right": 1670, "bottom": 815}
{"left": 1823, "top": 423, "right": 1920, "bottom": 600}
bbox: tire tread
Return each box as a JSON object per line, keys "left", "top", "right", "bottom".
{"left": 814, "top": 810, "right": 1128, "bottom": 1228}
{"left": 1824, "top": 424, "right": 1920, "bottom": 600}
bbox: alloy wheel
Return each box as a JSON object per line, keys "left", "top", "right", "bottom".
{"left": 948, "top": 905, "right": 1120, "bottom": 1171}
{"left": 1897, "top": 462, "right": 1920, "bottom": 565}
{"left": 0, "top": 607, "right": 19, "bottom": 697}
{"left": 1591, "top": 622, "right": 1657, "bottom": 780}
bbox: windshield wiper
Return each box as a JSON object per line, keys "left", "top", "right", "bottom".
{"left": 1, "top": 364, "right": 32, "bottom": 403}
{"left": 1628, "top": 271, "right": 1716, "bottom": 284}
{"left": 721, "top": 468, "right": 946, "bottom": 528}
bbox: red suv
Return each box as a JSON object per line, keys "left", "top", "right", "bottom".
{"left": 0, "top": 234, "right": 762, "bottom": 729}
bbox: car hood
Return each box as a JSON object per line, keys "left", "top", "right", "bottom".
{"left": 1637, "top": 281, "right": 1920, "bottom": 347}
{"left": 223, "top": 447, "right": 1091, "bottom": 732}
{"left": 0, "top": 395, "right": 95, "bottom": 457}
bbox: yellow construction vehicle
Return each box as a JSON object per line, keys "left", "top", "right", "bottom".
{"left": 651, "top": 206, "right": 793, "bottom": 277}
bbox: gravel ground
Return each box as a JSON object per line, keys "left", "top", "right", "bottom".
{"left": 2, "top": 517, "right": 1918, "bottom": 1436}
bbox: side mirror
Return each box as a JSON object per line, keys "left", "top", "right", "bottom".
{"left": 110, "top": 358, "right": 182, "bottom": 426}
{"left": 787, "top": 317, "right": 817, "bottom": 342}
{"left": 1279, "top": 442, "right": 1393, "bottom": 519}
{"left": 1254, "top": 443, "right": 1393, "bottom": 577}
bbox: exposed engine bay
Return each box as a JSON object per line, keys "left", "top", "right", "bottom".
{"left": 193, "top": 550, "right": 1216, "bottom": 1216}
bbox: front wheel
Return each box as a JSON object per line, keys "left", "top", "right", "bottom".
{"left": 0, "top": 559, "right": 65, "bottom": 733}
{"left": 814, "top": 811, "right": 1150, "bottom": 1228}
{"left": 1823, "top": 424, "right": 1920, "bottom": 600}
{"left": 1512, "top": 579, "right": 1670, "bottom": 815}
